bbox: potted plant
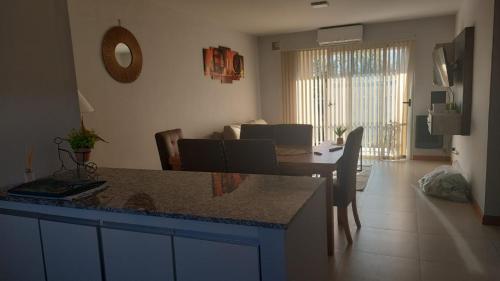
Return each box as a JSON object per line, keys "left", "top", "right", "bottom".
{"left": 68, "top": 127, "right": 106, "bottom": 163}
{"left": 334, "top": 126, "right": 348, "bottom": 145}
{"left": 446, "top": 102, "right": 458, "bottom": 112}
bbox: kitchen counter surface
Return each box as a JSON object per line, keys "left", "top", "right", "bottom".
{"left": 0, "top": 168, "right": 325, "bottom": 229}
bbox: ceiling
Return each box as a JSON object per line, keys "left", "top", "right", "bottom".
{"left": 164, "top": 0, "right": 463, "bottom": 36}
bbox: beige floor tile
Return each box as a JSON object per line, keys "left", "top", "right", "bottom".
{"left": 358, "top": 193, "right": 416, "bottom": 213}
{"left": 493, "top": 240, "right": 500, "bottom": 256}
{"left": 332, "top": 274, "right": 381, "bottom": 281}
{"left": 417, "top": 212, "right": 500, "bottom": 240}
{"left": 420, "top": 260, "right": 500, "bottom": 281}
{"left": 364, "top": 185, "right": 417, "bottom": 199}
{"left": 335, "top": 227, "right": 419, "bottom": 259}
{"left": 419, "top": 233, "right": 500, "bottom": 266}
{"left": 358, "top": 209, "right": 418, "bottom": 233}
{"left": 332, "top": 161, "right": 499, "bottom": 281}
{"left": 416, "top": 194, "right": 478, "bottom": 221}
{"left": 333, "top": 250, "right": 419, "bottom": 281}
{"left": 416, "top": 195, "right": 500, "bottom": 240}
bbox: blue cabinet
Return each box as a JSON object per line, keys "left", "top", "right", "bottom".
{"left": 174, "top": 237, "right": 260, "bottom": 281}
{"left": 101, "top": 228, "right": 175, "bottom": 281}
{"left": 40, "top": 220, "right": 103, "bottom": 281}
{"left": 0, "top": 214, "right": 46, "bottom": 281}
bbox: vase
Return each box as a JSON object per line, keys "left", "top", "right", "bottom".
{"left": 336, "top": 137, "right": 344, "bottom": 145}
{"left": 74, "top": 148, "right": 91, "bottom": 164}
{"left": 24, "top": 169, "right": 36, "bottom": 183}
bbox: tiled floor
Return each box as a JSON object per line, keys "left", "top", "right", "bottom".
{"left": 330, "top": 160, "right": 500, "bottom": 281}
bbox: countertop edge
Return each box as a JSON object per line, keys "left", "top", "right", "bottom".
{"left": 0, "top": 195, "right": 288, "bottom": 229}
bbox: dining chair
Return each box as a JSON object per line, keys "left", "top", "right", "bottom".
{"left": 155, "top": 128, "right": 183, "bottom": 170}
{"left": 223, "top": 139, "right": 278, "bottom": 175}
{"left": 334, "top": 127, "right": 364, "bottom": 244}
{"left": 240, "top": 124, "right": 275, "bottom": 140}
{"left": 274, "top": 124, "right": 313, "bottom": 146}
{"left": 178, "top": 139, "right": 226, "bottom": 173}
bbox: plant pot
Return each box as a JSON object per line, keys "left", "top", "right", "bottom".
{"left": 74, "top": 148, "right": 91, "bottom": 164}
{"left": 336, "top": 137, "right": 344, "bottom": 145}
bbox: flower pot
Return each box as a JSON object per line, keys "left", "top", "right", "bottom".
{"left": 74, "top": 148, "right": 91, "bottom": 163}
{"left": 336, "top": 137, "right": 344, "bottom": 145}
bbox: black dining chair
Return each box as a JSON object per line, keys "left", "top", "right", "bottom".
{"left": 240, "top": 124, "right": 275, "bottom": 140}
{"left": 223, "top": 139, "right": 278, "bottom": 175}
{"left": 333, "top": 127, "right": 364, "bottom": 244}
{"left": 178, "top": 139, "right": 226, "bottom": 173}
{"left": 274, "top": 124, "right": 313, "bottom": 146}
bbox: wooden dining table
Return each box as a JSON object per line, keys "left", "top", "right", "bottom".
{"left": 276, "top": 142, "right": 343, "bottom": 256}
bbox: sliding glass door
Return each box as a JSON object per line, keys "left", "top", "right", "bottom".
{"left": 282, "top": 41, "right": 413, "bottom": 159}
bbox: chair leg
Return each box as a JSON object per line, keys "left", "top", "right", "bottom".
{"left": 352, "top": 197, "right": 362, "bottom": 229}
{"left": 339, "top": 207, "right": 353, "bottom": 244}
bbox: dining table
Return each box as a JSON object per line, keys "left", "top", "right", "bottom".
{"left": 276, "top": 142, "right": 343, "bottom": 256}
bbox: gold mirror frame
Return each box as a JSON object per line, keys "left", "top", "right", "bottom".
{"left": 101, "top": 26, "right": 142, "bottom": 83}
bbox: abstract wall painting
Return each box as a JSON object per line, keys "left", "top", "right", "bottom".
{"left": 203, "top": 46, "right": 244, "bottom": 83}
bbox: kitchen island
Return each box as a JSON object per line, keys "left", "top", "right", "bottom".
{"left": 0, "top": 168, "right": 328, "bottom": 281}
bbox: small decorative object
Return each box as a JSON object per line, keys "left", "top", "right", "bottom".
{"left": 334, "top": 126, "right": 348, "bottom": 145}
{"left": 53, "top": 137, "right": 99, "bottom": 181}
{"left": 24, "top": 147, "right": 35, "bottom": 183}
{"left": 67, "top": 127, "right": 106, "bottom": 164}
{"left": 72, "top": 90, "right": 105, "bottom": 164}
{"left": 203, "top": 46, "right": 244, "bottom": 83}
{"left": 102, "top": 21, "right": 142, "bottom": 83}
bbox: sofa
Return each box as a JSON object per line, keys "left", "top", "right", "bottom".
{"left": 222, "top": 119, "right": 268, "bottom": 140}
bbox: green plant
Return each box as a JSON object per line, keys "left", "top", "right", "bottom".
{"left": 446, "top": 102, "right": 458, "bottom": 111}
{"left": 334, "top": 126, "right": 347, "bottom": 138}
{"left": 68, "top": 128, "right": 105, "bottom": 150}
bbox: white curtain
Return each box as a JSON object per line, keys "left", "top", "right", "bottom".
{"left": 282, "top": 41, "right": 414, "bottom": 159}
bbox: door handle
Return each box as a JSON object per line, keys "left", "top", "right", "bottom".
{"left": 402, "top": 99, "right": 412, "bottom": 107}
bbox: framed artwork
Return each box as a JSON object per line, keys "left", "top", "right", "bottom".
{"left": 203, "top": 46, "right": 244, "bottom": 83}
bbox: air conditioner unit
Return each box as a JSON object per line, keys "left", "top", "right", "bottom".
{"left": 317, "top": 24, "right": 363, "bottom": 46}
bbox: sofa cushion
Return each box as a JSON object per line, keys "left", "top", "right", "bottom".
{"left": 223, "top": 119, "right": 267, "bottom": 140}
{"left": 247, "top": 119, "right": 267, "bottom": 125}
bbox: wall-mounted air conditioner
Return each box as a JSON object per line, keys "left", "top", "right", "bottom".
{"left": 317, "top": 24, "right": 363, "bottom": 46}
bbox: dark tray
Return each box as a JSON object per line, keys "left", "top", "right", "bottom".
{"left": 8, "top": 178, "right": 107, "bottom": 199}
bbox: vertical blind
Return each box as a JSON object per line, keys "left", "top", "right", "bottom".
{"left": 282, "top": 41, "right": 413, "bottom": 159}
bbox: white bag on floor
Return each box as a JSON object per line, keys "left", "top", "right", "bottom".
{"left": 418, "top": 165, "right": 471, "bottom": 202}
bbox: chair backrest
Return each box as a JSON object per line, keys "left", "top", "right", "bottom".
{"left": 240, "top": 124, "right": 275, "bottom": 140}
{"left": 178, "top": 139, "right": 226, "bottom": 173}
{"left": 274, "top": 124, "right": 313, "bottom": 146}
{"left": 155, "top": 128, "right": 183, "bottom": 170}
{"left": 335, "top": 127, "right": 364, "bottom": 207}
{"left": 223, "top": 139, "right": 278, "bottom": 175}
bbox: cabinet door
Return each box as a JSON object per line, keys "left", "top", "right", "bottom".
{"left": 174, "top": 237, "right": 260, "bottom": 281}
{"left": 101, "top": 228, "right": 175, "bottom": 281}
{"left": 0, "top": 214, "right": 45, "bottom": 281}
{"left": 40, "top": 220, "right": 102, "bottom": 281}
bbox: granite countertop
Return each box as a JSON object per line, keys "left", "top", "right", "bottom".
{"left": 0, "top": 168, "right": 326, "bottom": 229}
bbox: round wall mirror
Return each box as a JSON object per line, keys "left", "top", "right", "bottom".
{"left": 114, "top": 43, "right": 132, "bottom": 68}
{"left": 102, "top": 26, "right": 142, "bottom": 83}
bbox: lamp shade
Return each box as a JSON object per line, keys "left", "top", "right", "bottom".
{"left": 78, "top": 90, "right": 95, "bottom": 113}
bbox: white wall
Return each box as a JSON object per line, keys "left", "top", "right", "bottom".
{"left": 68, "top": 0, "right": 261, "bottom": 170}
{"left": 453, "top": 0, "right": 494, "bottom": 213}
{"left": 0, "top": 0, "right": 80, "bottom": 189}
{"left": 258, "top": 16, "right": 456, "bottom": 157}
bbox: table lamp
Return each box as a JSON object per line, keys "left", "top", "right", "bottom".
{"left": 78, "top": 90, "right": 94, "bottom": 131}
